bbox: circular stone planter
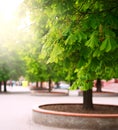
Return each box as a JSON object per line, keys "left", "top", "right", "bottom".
{"left": 32, "top": 103, "right": 118, "bottom": 129}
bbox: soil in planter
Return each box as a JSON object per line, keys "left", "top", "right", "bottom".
{"left": 40, "top": 104, "right": 118, "bottom": 114}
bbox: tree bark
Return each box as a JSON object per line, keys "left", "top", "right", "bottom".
{"left": 96, "top": 78, "right": 102, "bottom": 92}
{"left": 40, "top": 81, "right": 43, "bottom": 89}
{"left": 70, "top": 80, "right": 74, "bottom": 86}
{"left": 36, "top": 81, "right": 38, "bottom": 88}
{"left": 55, "top": 82, "right": 60, "bottom": 88}
{"left": 83, "top": 89, "right": 94, "bottom": 110}
{"left": 3, "top": 81, "right": 7, "bottom": 92}
{"left": 49, "top": 79, "right": 52, "bottom": 92}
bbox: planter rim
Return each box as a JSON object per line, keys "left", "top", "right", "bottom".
{"left": 33, "top": 103, "right": 118, "bottom": 118}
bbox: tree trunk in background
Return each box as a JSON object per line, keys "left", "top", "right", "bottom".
{"left": 56, "top": 82, "right": 60, "bottom": 88}
{"left": 36, "top": 81, "right": 38, "bottom": 88}
{"left": 96, "top": 78, "right": 102, "bottom": 92}
{"left": 3, "top": 81, "right": 7, "bottom": 92}
{"left": 70, "top": 80, "right": 74, "bottom": 86}
{"left": 49, "top": 79, "right": 52, "bottom": 92}
{"left": 83, "top": 89, "right": 94, "bottom": 110}
{"left": 40, "top": 82, "right": 43, "bottom": 89}
{"left": 0, "top": 82, "right": 2, "bottom": 92}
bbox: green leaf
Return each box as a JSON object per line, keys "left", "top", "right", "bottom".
{"left": 77, "top": 58, "right": 86, "bottom": 68}
{"left": 47, "top": 44, "right": 64, "bottom": 63}
{"left": 93, "top": 49, "right": 100, "bottom": 57}
{"left": 106, "top": 39, "right": 111, "bottom": 52}
{"left": 89, "top": 15, "right": 100, "bottom": 29}
{"left": 100, "top": 39, "right": 107, "bottom": 51}
{"left": 85, "top": 31, "right": 99, "bottom": 48}
{"left": 100, "top": 38, "right": 114, "bottom": 52}
{"left": 76, "top": 31, "right": 87, "bottom": 42}
{"left": 65, "top": 33, "right": 77, "bottom": 45}
{"left": 110, "top": 38, "right": 118, "bottom": 50}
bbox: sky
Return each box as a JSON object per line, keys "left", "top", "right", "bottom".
{"left": 0, "top": 0, "right": 24, "bottom": 46}
{"left": 0, "top": 0, "right": 23, "bottom": 20}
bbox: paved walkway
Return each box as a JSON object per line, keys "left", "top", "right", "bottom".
{"left": 0, "top": 85, "right": 118, "bottom": 130}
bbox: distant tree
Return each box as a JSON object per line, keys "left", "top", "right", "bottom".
{"left": 95, "top": 78, "right": 102, "bottom": 92}
{"left": 0, "top": 64, "right": 10, "bottom": 92}
{"left": 0, "top": 7, "right": 26, "bottom": 92}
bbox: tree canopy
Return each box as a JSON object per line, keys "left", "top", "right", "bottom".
{"left": 16, "top": 0, "right": 118, "bottom": 109}
{"left": 23, "top": 0, "right": 118, "bottom": 91}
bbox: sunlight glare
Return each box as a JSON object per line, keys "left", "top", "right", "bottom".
{"left": 0, "top": 0, "right": 23, "bottom": 20}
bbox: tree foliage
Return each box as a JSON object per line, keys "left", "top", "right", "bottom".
{"left": 24, "top": 0, "right": 118, "bottom": 90}
{"left": 22, "top": 0, "right": 118, "bottom": 109}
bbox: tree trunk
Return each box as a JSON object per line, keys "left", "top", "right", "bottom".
{"left": 70, "top": 80, "right": 74, "bottom": 86}
{"left": 3, "top": 81, "right": 7, "bottom": 92}
{"left": 36, "top": 81, "right": 38, "bottom": 88}
{"left": 96, "top": 78, "right": 102, "bottom": 92}
{"left": 40, "top": 81, "right": 43, "bottom": 89}
{"left": 49, "top": 79, "right": 52, "bottom": 92}
{"left": 83, "top": 89, "right": 94, "bottom": 110}
{"left": 0, "top": 82, "right": 2, "bottom": 92}
{"left": 55, "top": 82, "right": 60, "bottom": 88}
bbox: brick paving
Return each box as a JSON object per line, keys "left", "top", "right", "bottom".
{"left": 0, "top": 85, "right": 118, "bottom": 130}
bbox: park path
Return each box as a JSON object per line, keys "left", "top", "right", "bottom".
{"left": 0, "top": 85, "right": 118, "bottom": 130}
{"left": 0, "top": 88, "right": 72, "bottom": 130}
